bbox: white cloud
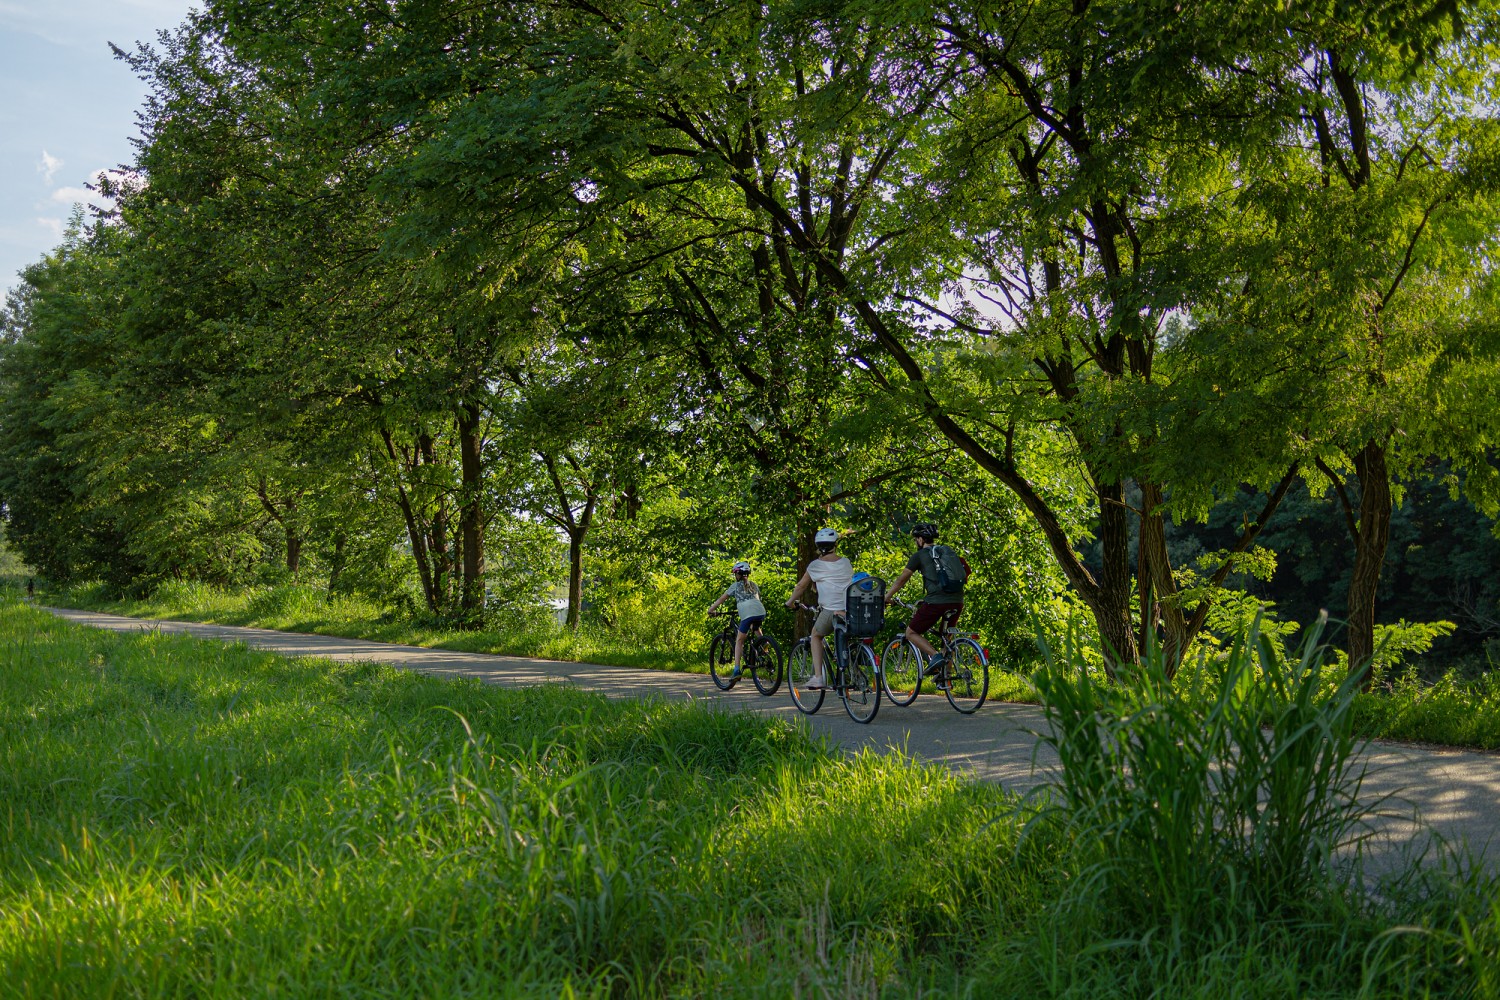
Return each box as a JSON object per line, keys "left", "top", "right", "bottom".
{"left": 37, "top": 150, "right": 63, "bottom": 185}
{"left": 50, "top": 185, "right": 94, "bottom": 204}
{"left": 48, "top": 170, "right": 114, "bottom": 207}
{"left": 35, "top": 217, "right": 64, "bottom": 237}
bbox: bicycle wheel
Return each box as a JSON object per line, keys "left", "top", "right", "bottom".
{"left": 749, "top": 634, "right": 783, "bottom": 696}
{"left": 787, "top": 638, "right": 825, "bottom": 715}
{"left": 840, "top": 642, "right": 881, "bottom": 724}
{"left": 943, "top": 637, "right": 989, "bottom": 714}
{"left": 881, "top": 637, "right": 922, "bottom": 707}
{"left": 708, "top": 631, "right": 739, "bottom": 691}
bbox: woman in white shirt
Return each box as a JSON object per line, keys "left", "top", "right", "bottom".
{"left": 785, "top": 527, "right": 853, "bottom": 689}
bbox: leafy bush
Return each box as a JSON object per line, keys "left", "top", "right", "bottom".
{"left": 588, "top": 570, "right": 711, "bottom": 653}
{"left": 1032, "top": 613, "right": 1369, "bottom": 929}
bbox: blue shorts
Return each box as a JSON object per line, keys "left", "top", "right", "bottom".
{"left": 737, "top": 615, "right": 766, "bottom": 635}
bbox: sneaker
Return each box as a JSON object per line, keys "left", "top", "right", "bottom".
{"left": 923, "top": 655, "right": 947, "bottom": 677}
{"left": 802, "top": 677, "right": 828, "bottom": 691}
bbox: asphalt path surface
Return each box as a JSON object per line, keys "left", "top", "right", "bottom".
{"left": 43, "top": 607, "right": 1500, "bottom": 874}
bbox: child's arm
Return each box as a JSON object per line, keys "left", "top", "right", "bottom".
{"left": 707, "top": 586, "right": 732, "bottom": 613}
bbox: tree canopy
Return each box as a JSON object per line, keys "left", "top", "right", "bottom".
{"left": 4, "top": 0, "right": 1500, "bottom": 680}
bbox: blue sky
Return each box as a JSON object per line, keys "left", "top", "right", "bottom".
{"left": 1, "top": 0, "right": 196, "bottom": 302}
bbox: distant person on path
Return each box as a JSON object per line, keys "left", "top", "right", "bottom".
{"left": 785, "top": 527, "right": 853, "bottom": 690}
{"left": 885, "top": 522, "right": 968, "bottom": 677}
{"left": 25, "top": 578, "right": 34, "bottom": 602}
{"left": 706, "top": 561, "right": 767, "bottom": 678}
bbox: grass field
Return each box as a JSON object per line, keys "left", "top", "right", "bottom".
{"left": 4, "top": 594, "right": 1499, "bottom": 996}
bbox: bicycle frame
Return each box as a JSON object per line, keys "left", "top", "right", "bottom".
{"left": 791, "top": 603, "right": 874, "bottom": 686}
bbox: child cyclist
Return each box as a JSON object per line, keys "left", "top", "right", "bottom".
{"left": 884, "top": 521, "right": 965, "bottom": 683}
{"left": 706, "top": 561, "right": 767, "bottom": 677}
{"left": 784, "top": 527, "right": 853, "bottom": 690}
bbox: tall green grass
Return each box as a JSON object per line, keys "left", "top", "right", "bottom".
{"left": 4, "top": 595, "right": 1498, "bottom": 995}
{"left": 1025, "top": 614, "right": 1500, "bottom": 995}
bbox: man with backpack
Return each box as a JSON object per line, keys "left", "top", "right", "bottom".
{"left": 884, "top": 522, "right": 968, "bottom": 679}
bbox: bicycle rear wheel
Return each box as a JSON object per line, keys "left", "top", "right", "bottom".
{"left": 943, "top": 637, "right": 989, "bottom": 714}
{"left": 708, "top": 631, "right": 738, "bottom": 691}
{"left": 749, "top": 634, "right": 783, "bottom": 696}
{"left": 840, "top": 642, "right": 881, "bottom": 724}
{"left": 880, "top": 637, "right": 922, "bottom": 706}
{"left": 787, "top": 638, "right": 825, "bottom": 714}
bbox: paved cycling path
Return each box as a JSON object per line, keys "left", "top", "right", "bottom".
{"left": 44, "top": 607, "right": 1500, "bottom": 874}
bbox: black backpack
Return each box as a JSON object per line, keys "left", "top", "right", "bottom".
{"left": 930, "top": 545, "right": 968, "bottom": 593}
{"left": 845, "top": 576, "right": 887, "bottom": 638}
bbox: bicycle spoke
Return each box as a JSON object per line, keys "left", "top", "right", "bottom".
{"left": 841, "top": 644, "right": 881, "bottom": 724}
{"left": 881, "top": 638, "right": 922, "bottom": 707}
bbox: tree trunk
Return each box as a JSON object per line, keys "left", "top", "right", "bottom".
{"left": 1094, "top": 477, "right": 1139, "bottom": 674}
{"left": 1137, "top": 481, "right": 1190, "bottom": 673}
{"left": 285, "top": 526, "right": 302, "bottom": 578}
{"left": 565, "top": 532, "right": 584, "bottom": 630}
{"left": 327, "top": 531, "right": 347, "bottom": 594}
{"left": 1347, "top": 440, "right": 1393, "bottom": 688}
{"left": 379, "top": 432, "right": 438, "bottom": 614}
{"left": 418, "top": 432, "right": 451, "bottom": 609}
{"left": 457, "top": 402, "right": 485, "bottom": 617}
{"left": 564, "top": 497, "right": 596, "bottom": 631}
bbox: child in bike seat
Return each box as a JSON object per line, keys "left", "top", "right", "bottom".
{"left": 707, "top": 561, "right": 766, "bottom": 676}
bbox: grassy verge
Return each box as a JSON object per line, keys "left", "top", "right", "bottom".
{"left": 47, "top": 579, "right": 712, "bottom": 673}
{"left": 40, "top": 579, "right": 1500, "bottom": 749}
{"left": 4, "top": 594, "right": 1499, "bottom": 995}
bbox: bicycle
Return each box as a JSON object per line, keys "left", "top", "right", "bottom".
{"left": 707, "top": 610, "right": 783, "bottom": 696}
{"left": 786, "top": 602, "right": 881, "bottom": 724}
{"left": 880, "top": 598, "right": 990, "bottom": 714}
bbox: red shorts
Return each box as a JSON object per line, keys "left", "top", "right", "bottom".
{"left": 909, "top": 602, "right": 962, "bottom": 636}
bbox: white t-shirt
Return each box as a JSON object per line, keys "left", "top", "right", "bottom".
{"left": 807, "top": 556, "right": 853, "bottom": 612}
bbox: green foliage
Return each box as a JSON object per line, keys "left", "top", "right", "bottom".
{"left": 6, "top": 0, "right": 1500, "bottom": 690}
{"left": 1034, "top": 615, "right": 1369, "bottom": 928}
{"left": 1372, "top": 618, "right": 1459, "bottom": 680}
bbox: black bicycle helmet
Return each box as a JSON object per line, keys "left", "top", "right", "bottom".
{"left": 910, "top": 522, "right": 939, "bottom": 541}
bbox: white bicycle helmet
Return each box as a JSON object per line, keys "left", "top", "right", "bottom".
{"left": 731, "top": 560, "right": 751, "bottom": 575}
{"left": 814, "top": 527, "right": 839, "bottom": 544}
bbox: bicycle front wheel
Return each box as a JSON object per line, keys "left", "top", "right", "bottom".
{"left": 787, "top": 638, "right": 825, "bottom": 714}
{"left": 708, "top": 631, "right": 738, "bottom": 691}
{"left": 881, "top": 637, "right": 922, "bottom": 707}
{"left": 943, "top": 637, "right": 989, "bottom": 714}
{"left": 750, "top": 635, "right": 783, "bottom": 696}
{"left": 840, "top": 642, "right": 881, "bottom": 724}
